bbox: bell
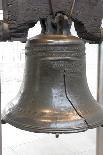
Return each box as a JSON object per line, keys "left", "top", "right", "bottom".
{"left": 2, "top": 33, "right": 103, "bottom": 134}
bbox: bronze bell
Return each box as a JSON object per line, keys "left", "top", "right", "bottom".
{"left": 2, "top": 14, "right": 103, "bottom": 134}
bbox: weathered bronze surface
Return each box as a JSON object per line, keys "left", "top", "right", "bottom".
{"left": 2, "top": 34, "right": 103, "bottom": 134}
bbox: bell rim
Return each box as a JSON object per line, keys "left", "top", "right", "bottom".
{"left": 3, "top": 117, "right": 88, "bottom": 134}
{"left": 2, "top": 115, "right": 103, "bottom": 134}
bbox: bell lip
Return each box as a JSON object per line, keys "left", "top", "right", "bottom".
{"left": 2, "top": 116, "right": 88, "bottom": 134}
{"left": 2, "top": 112, "right": 103, "bottom": 134}
{"left": 3, "top": 117, "right": 103, "bottom": 134}
{"left": 27, "top": 34, "right": 84, "bottom": 45}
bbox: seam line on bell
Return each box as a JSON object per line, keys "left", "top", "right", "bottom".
{"left": 63, "top": 70, "right": 89, "bottom": 128}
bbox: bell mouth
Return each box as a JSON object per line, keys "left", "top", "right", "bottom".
{"left": 2, "top": 111, "right": 88, "bottom": 134}
{"left": 2, "top": 106, "right": 103, "bottom": 134}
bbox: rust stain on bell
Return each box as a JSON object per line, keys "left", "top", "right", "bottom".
{"left": 2, "top": 34, "right": 103, "bottom": 134}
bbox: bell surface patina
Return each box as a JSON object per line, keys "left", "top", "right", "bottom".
{"left": 2, "top": 34, "right": 103, "bottom": 134}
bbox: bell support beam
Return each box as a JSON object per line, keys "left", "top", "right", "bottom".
{"left": 0, "top": 0, "right": 103, "bottom": 42}
{"left": 96, "top": 43, "right": 103, "bottom": 155}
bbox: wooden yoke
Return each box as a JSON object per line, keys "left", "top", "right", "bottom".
{"left": 0, "top": 0, "right": 103, "bottom": 43}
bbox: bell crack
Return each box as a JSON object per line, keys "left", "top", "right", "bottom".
{"left": 63, "top": 70, "right": 89, "bottom": 128}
